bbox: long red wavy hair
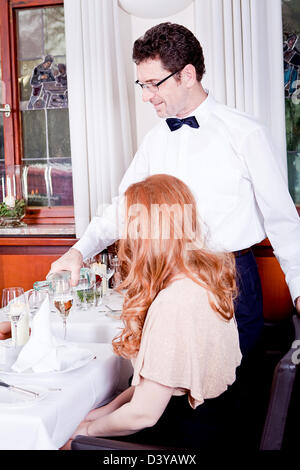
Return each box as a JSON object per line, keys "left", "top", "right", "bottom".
{"left": 112, "top": 174, "right": 237, "bottom": 359}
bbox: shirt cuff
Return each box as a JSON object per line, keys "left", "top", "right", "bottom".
{"left": 287, "top": 276, "right": 300, "bottom": 306}
{"left": 72, "top": 238, "right": 97, "bottom": 261}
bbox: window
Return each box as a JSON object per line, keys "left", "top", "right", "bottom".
{"left": 0, "top": 0, "right": 74, "bottom": 223}
{"left": 283, "top": 0, "right": 300, "bottom": 207}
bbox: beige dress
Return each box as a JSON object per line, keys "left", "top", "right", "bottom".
{"left": 131, "top": 276, "right": 242, "bottom": 409}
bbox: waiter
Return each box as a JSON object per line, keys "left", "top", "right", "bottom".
{"left": 49, "top": 23, "right": 300, "bottom": 357}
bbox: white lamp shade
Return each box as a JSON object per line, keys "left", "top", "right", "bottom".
{"left": 118, "top": 0, "right": 194, "bottom": 19}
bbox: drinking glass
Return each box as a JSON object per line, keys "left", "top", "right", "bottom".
{"left": 95, "top": 279, "right": 103, "bottom": 307}
{"left": 99, "top": 253, "right": 115, "bottom": 298}
{"left": 1, "top": 287, "right": 26, "bottom": 347}
{"left": 74, "top": 278, "right": 96, "bottom": 311}
{"left": 26, "top": 289, "right": 47, "bottom": 320}
{"left": 110, "top": 255, "right": 122, "bottom": 288}
{"left": 0, "top": 165, "right": 26, "bottom": 227}
{"left": 49, "top": 279, "right": 73, "bottom": 340}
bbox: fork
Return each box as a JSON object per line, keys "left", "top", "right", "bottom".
{"left": 0, "top": 380, "right": 39, "bottom": 397}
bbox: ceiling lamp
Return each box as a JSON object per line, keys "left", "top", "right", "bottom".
{"left": 118, "top": 0, "right": 194, "bottom": 19}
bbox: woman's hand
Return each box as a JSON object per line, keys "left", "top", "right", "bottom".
{"left": 0, "top": 322, "right": 11, "bottom": 340}
{"left": 60, "top": 439, "right": 72, "bottom": 451}
{"left": 71, "top": 420, "right": 90, "bottom": 440}
{"left": 60, "top": 421, "right": 90, "bottom": 450}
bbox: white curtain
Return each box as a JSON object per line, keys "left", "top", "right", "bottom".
{"left": 195, "top": 0, "right": 287, "bottom": 177}
{"left": 64, "top": 0, "right": 133, "bottom": 238}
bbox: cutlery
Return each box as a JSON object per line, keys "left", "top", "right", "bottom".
{"left": 0, "top": 380, "right": 39, "bottom": 398}
{"left": 104, "top": 304, "right": 121, "bottom": 312}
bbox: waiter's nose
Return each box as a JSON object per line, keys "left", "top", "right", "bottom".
{"left": 142, "top": 87, "right": 155, "bottom": 102}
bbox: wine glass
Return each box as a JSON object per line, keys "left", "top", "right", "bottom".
{"left": 105, "top": 265, "right": 115, "bottom": 289}
{"left": 110, "top": 255, "right": 122, "bottom": 288}
{"left": 99, "top": 253, "right": 115, "bottom": 298}
{"left": 95, "top": 279, "right": 103, "bottom": 307}
{"left": 50, "top": 279, "right": 73, "bottom": 341}
{"left": 1, "top": 287, "right": 26, "bottom": 347}
{"left": 26, "top": 289, "right": 47, "bottom": 320}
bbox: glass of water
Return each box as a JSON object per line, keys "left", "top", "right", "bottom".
{"left": 1, "top": 287, "right": 27, "bottom": 347}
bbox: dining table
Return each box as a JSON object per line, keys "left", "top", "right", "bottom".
{"left": 0, "top": 291, "right": 133, "bottom": 450}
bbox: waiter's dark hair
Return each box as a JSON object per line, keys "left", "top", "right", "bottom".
{"left": 132, "top": 22, "right": 205, "bottom": 82}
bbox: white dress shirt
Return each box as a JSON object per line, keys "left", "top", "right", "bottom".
{"left": 74, "top": 93, "right": 300, "bottom": 302}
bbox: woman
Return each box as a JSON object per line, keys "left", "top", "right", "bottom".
{"left": 65, "top": 174, "right": 242, "bottom": 449}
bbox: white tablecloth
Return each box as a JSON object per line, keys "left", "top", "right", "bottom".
{"left": 0, "top": 291, "right": 133, "bottom": 449}
{"left": 0, "top": 343, "right": 129, "bottom": 450}
{"left": 51, "top": 307, "right": 123, "bottom": 344}
{"left": 0, "top": 290, "right": 124, "bottom": 345}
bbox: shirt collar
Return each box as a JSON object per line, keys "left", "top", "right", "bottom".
{"left": 169, "top": 91, "right": 216, "bottom": 127}
{"left": 192, "top": 91, "right": 216, "bottom": 126}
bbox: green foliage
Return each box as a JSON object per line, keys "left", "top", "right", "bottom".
{"left": 76, "top": 288, "right": 95, "bottom": 304}
{"left": 0, "top": 199, "right": 26, "bottom": 218}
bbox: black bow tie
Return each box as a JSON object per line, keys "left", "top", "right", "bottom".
{"left": 166, "top": 116, "right": 199, "bottom": 132}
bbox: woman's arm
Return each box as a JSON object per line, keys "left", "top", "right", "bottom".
{"left": 85, "top": 386, "right": 135, "bottom": 421}
{"left": 72, "top": 377, "right": 174, "bottom": 439}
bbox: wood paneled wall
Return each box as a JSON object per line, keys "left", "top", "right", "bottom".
{"left": 0, "top": 237, "right": 77, "bottom": 293}
{"left": 253, "top": 239, "right": 293, "bottom": 321}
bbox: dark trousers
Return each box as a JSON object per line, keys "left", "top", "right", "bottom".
{"left": 234, "top": 250, "right": 264, "bottom": 357}
{"left": 232, "top": 250, "right": 265, "bottom": 447}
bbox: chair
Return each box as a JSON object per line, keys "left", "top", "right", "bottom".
{"left": 72, "top": 314, "right": 300, "bottom": 451}
{"left": 71, "top": 437, "right": 177, "bottom": 451}
{"left": 259, "top": 313, "right": 300, "bottom": 450}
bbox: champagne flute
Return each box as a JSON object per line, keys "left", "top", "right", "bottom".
{"left": 1, "top": 287, "right": 26, "bottom": 348}
{"left": 106, "top": 253, "right": 117, "bottom": 287}
{"left": 50, "top": 279, "right": 73, "bottom": 341}
{"left": 110, "top": 255, "right": 122, "bottom": 288}
{"left": 99, "top": 253, "right": 114, "bottom": 298}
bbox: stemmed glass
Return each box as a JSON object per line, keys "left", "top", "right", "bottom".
{"left": 100, "top": 253, "right": 115, "bottom": 298}
{"left": 105, "top": 264, "right": 115, "bottom": 292}
{"left": 26, "top": 289, "right": 47, "bottom": 321}
{"left": 49, "top": 279, "right": 73, "bottom": 341}
{"left": 110, "top": 255, "right": 122, "bottom": 288}
{"left": 1, "top": 287, "right": 27, "bottom": 347}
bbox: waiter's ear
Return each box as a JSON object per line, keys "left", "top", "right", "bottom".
{"left": 180, "top": 64, "right": 197, "bottom": 88}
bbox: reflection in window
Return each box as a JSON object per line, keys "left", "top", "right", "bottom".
{"left": 17, "top": 6, "right": 73, "bottom": 208}
{"left": 283, "top": 0, "right": 300, "bottom": 204}
{"left": 0, "top": 53, "right": 4, "bottom": 174}
{"left": 22, "top": 164, "right": 73, "bottom": 207}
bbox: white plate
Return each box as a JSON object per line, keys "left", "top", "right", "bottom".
{"left": 0, "top": 384, "right": 48, "bottom": 408}
{"left": 0, "top": 353, "right": 96, "bottom": 377}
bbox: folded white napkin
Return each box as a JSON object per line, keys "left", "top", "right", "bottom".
{"left": 11, "top": 297, "right": 93, "bottom": 373}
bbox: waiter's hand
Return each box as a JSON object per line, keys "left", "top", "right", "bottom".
{"left": 47, "top": 248, "right": 83, "bottom": 287}
{"left": 0, "top": 321, "right": 11, "bottom": 340}
{"left": 296, "top": 297, "right": 300, "bottom": 315}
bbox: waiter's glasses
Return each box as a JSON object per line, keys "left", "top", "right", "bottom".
{"left": 135, "top": 69, "right": 181, "bottom": 94}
